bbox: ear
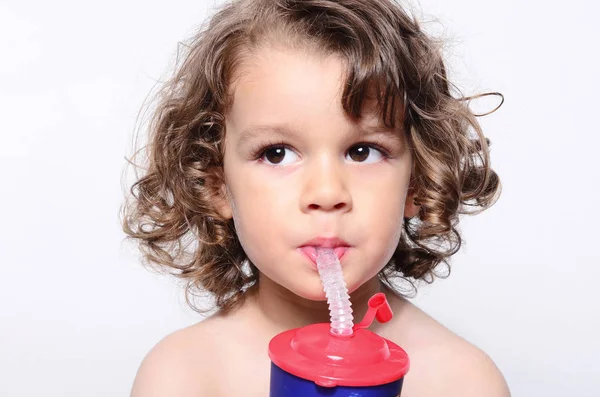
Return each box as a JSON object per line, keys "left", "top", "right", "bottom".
{"left": 205, "top": 164, "right": 233, "bottom": 220}
{"left": 403, "top": 182, "right": 421, "bottom": 219}
{"left": 214, "top": 182, "right": 233, "bottom": 220}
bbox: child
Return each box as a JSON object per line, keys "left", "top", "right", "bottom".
{"left": 121, "top": 0, "right": 509, "bottom": 396}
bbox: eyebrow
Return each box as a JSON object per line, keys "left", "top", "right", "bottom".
{"left": 237, "top": 123, "right": 401, "bottom": 147}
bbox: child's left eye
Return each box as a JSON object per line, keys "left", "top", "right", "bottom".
{"left": 345, "top": 144, "right": 388, "bottom": 164}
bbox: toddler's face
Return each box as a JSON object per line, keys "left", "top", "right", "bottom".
{"left": 219, "top": 46, "right": 417, "bottom": 300}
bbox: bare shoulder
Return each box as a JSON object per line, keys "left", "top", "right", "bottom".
{"left": 130, "top": 315, "right": 226, "bottom": 397}
{"left": 383, "top": 293, "right": 511, "bottom": 397}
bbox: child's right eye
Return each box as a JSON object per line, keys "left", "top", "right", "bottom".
{"left": 258, "top": 145, "right": 300, "bottom": 166}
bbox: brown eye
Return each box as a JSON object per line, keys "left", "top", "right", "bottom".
{"left": 348, "top": 145, "right": 369, "bottom": 162}
{"left": 260, "top": 146, "right": 299, "bottom": 166}
{"left": 346, "top": 144, "right": 387, "bottom": 163}
{"left": 264, "top": 147, "right": 286, "bottom": 164}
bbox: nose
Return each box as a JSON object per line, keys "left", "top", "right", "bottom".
{"left": 300, "top": 155, "right": 352, "bottom": 213}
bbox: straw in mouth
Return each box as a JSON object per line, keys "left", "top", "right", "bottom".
{"left": 315, "top": 247, "right": 354, "bottom": 336}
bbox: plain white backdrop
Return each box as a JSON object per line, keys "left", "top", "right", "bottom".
{"left": 1, "top": 0, "right": 598, "bottom": 395}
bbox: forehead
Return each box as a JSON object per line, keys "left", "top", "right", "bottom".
{"left": 226, "top": 47, "right": 391, "bottom": 133}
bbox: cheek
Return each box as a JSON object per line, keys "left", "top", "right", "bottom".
{"left": 355, "top": 178, "right": 408, "bottom": 263}
{"left": 370, "top": 198, "right": 405, "bottom": 257}
{"left": 357, "top": 172, "right": 407, "bottom": 223}
{"left": 228, "top": 179, "right": 290, "bottom": 262}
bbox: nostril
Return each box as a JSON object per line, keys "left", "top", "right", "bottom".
{"left": 308, "top": 202, "right": 346, "bottom": 211}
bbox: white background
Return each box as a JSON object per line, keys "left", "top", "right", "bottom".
{"left": 1, "top": 0, "right": 598, "bottom": 396}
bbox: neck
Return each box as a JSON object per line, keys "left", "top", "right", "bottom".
{"left": 245, "top": 272, "right": 386, "bottom": 336}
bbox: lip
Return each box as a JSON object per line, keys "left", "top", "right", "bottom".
{"left": 298, "top": 237, "right": 351, "bottom": 267}
{"left": 298, "top": 246, "right": 349, "bottom": 267}
{"left": 300, "top": 237, "right": 351, "bottom": 248}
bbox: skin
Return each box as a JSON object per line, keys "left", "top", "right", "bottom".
{"left": 130, "top": 45, "right": 511, "bottom": 397}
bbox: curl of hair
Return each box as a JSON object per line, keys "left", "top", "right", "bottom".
{"left": 120, "top": 0, "right": 503, "bottom": 314}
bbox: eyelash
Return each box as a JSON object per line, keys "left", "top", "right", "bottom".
{"left": 249, "top": 139, "right": 393, "bottom": 163}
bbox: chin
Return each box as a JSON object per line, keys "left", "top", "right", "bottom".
{"left": 296, "top": 287, "right": 329, "bottom": 302}
{"left": 284, "top": 279, "right": 329, "bottom": 302}
{"left": 286, "top": 273, "right": 366, "bottom": 302}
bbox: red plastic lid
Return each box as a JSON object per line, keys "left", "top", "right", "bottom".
{"left": 268, "top": 293, "right": 410, "bottom": 387}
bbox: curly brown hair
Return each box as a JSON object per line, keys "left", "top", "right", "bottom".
{"left": 120, "top": 0, "right": 502, "bottom": 315}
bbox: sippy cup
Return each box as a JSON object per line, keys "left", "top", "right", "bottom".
{"left": 268, "top": 248, "right": 410, "bottom": 396}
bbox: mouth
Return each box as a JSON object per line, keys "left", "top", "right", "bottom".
{"left": 298, "top": 246, "right": 349, "bottom": 266}
{"left": 297, "top": 237, "right": 351, "bottom": 267}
